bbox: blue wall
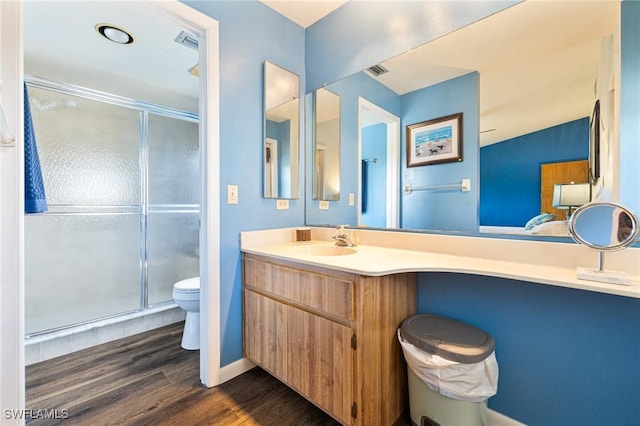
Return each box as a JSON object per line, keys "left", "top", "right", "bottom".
{"left": 361, "top": 123, "right": 387, "bottom": 227}
{"left": 182, "top": 1, "right": 306, "bottom": 366}
{"left": 308, "top": 70, "right": 481, "bottom": 232}
{"left": 418, "top": 273, "right": 640, "bottom": 426}
{"left": 480, "top": 118, "right": 589, "bottom": 227}
{"left": 305, "top": 72, "right": 400, "bottom": 225}
{"left": 401, "top": 72, "right": 479, "bottom": 231}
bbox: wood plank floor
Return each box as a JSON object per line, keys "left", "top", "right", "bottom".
{"left": 26, "top": 322, "right": 344, "bottom": 425}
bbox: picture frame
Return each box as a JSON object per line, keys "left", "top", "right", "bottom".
{"left": 589, "top": 100, "right": 600, "bottom": 185}
{"left": 406, "top": 113, "right": 463, "bottom": 167}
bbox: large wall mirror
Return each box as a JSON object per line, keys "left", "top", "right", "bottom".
{"left": 263, "top": 61, "right": 300, "bottom": 199}
{"left": 312, "top": 87, "right": 341, "bottom": 201}
{"left": 304, "top": 0, "right": 627, "bottom": 240}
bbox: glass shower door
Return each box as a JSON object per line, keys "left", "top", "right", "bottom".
{"left": 24, "top": 83, "right": 200, "bottom": 335}
{"left": 146, "top": 113, "right": 200, "bottom": 305}
{"left": 24, "top": 87, "right": 142, "bottom": 334}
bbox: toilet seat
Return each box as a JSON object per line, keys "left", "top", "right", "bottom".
{"left": 173, "top": 277, "right": 200, "bottom": 302}
{"left": 174, "top": 277, "right": 199, "bottom": 292}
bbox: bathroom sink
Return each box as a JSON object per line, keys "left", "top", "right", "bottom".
{"left": 299, "top": 245, "right": 357, "bottom": 256}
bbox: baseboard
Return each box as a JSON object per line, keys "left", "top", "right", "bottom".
{"left": 487, "top": 409, "right": 527, "bottom": 426}
{"left": 219, "top": 357, "right": 255, "bottom": 384}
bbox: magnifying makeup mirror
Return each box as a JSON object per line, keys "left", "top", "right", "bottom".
{"left": 569, "top": 202, "right": 640, "bottom": 285}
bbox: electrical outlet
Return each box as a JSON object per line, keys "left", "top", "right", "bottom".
{"left": 276, "top": 199, "right": 289, "bottom": 210}
{"left": 319, "top": 200, "right": 329, "bottom": 210}
{"left": 349, "top": 193, "right": 355, "bottom": 206}
{"left": 227, "top": 185, "right": 238, "bottom": 204}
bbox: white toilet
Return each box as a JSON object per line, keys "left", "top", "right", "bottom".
{"left": 173, "top": 276, "right": 200, "bottom": 350}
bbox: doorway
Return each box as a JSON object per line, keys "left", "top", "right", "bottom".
{"left": 357, "top": 97, "right": 400, "bottom": 228}
{"left": 0, "top": 1, "right": 220, "bottom": 413}
{"left": 264, "top": 138, "right": 279, "bottom": 198}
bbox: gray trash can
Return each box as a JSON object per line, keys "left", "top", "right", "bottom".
{"left": 398, "top": 314, "right": 498, "bottom": 426}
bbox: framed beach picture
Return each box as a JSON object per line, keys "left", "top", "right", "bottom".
{"left": 406, "top": 113, "right": 463, "bottom": 167}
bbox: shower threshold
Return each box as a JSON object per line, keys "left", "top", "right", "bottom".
{"left": 25, "top": 303, "right": 185, "bottom": 365}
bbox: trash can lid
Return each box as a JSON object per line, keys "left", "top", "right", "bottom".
{"left": 400, "top": 314, "right": 495, "bottom": 364}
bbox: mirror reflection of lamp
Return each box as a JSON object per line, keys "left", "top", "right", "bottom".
{"left": 552, "top": 182, "right": 591, "bottom": 219}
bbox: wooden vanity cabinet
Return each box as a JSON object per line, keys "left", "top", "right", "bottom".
{"left": 243, "top": 253, "right": 417, "bottom": 425}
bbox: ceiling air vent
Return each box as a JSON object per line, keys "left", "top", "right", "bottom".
{"left": 365, "top": 64, "right": 389, "bottom": 77}
{"left": 175, "top": 30, "right": 199, "bottom": 51}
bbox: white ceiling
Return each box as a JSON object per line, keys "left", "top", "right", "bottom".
{"left": 23, "top": 1, "right": 341, "bottom": 110}
{"left": 260, "top": 0, "right": 348, "bottom": 28}
{"left": 24, "top": 2, "right": 200, "bottom": 112}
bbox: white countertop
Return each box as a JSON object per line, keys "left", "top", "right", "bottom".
{"left": 241, "top": 228, "right": 640, "bottom": 299}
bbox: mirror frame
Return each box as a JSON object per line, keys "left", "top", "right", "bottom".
{"left": 569, "top": 202, "right": 640, "bottom": 251}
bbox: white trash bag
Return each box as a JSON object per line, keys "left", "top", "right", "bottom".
{"left": 398, "top": 330, "right": 498, "bottom": 402}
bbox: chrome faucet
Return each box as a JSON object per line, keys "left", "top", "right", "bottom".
{"left": 333, "top": 225, "right": 355, "bottom": 247}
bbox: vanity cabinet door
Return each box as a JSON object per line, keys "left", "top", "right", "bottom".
{"left": 244, "top": 290, "right": 286, "bottom": 380}
{"left": 286, "top": 303, "right": 354, "bottom": 425}
{"left": 244, "top": 288, "right": 355, "bottom": 425}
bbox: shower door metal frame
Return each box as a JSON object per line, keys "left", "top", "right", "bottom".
{"left": 25, "top": 76, "right": 199, "bottom": 330}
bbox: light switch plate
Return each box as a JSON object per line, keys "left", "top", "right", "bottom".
{"left": 276, "top": 199, "right": 289, "bottom": 210}
{"left": 461, "top": 179, "right": 471, "bottom": 192}
{"left": 349, "top": 193, "right": 355, "bottom": 206}
{"left": 227, "top": 185, "right": 238, "bottom": 204}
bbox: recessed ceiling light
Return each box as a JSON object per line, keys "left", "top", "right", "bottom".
{"left": 95, "top": 24, "right": 134, "bottom": 45}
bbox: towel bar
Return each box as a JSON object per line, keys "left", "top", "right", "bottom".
{"left": 403, "top": 179, "right": 471, "bottom": 193}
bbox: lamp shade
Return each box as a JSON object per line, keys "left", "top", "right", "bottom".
{"left": 552, "top": 182, "right": 591, "bottom": 208}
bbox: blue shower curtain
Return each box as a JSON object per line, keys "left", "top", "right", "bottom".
{"left": 24, "top": 83, "right": 47, "bottom": 213}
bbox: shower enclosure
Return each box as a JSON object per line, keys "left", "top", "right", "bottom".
{"left": 24, "top": 78, "right": 200, "bottom": 336}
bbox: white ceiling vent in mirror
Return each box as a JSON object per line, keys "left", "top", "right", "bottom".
{"left": 365, "top": 64, "right": 389, "bottom": 78}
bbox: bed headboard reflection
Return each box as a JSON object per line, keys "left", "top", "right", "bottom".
{"left": 540, "top": 159, "right": 589, "bottom": 219}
